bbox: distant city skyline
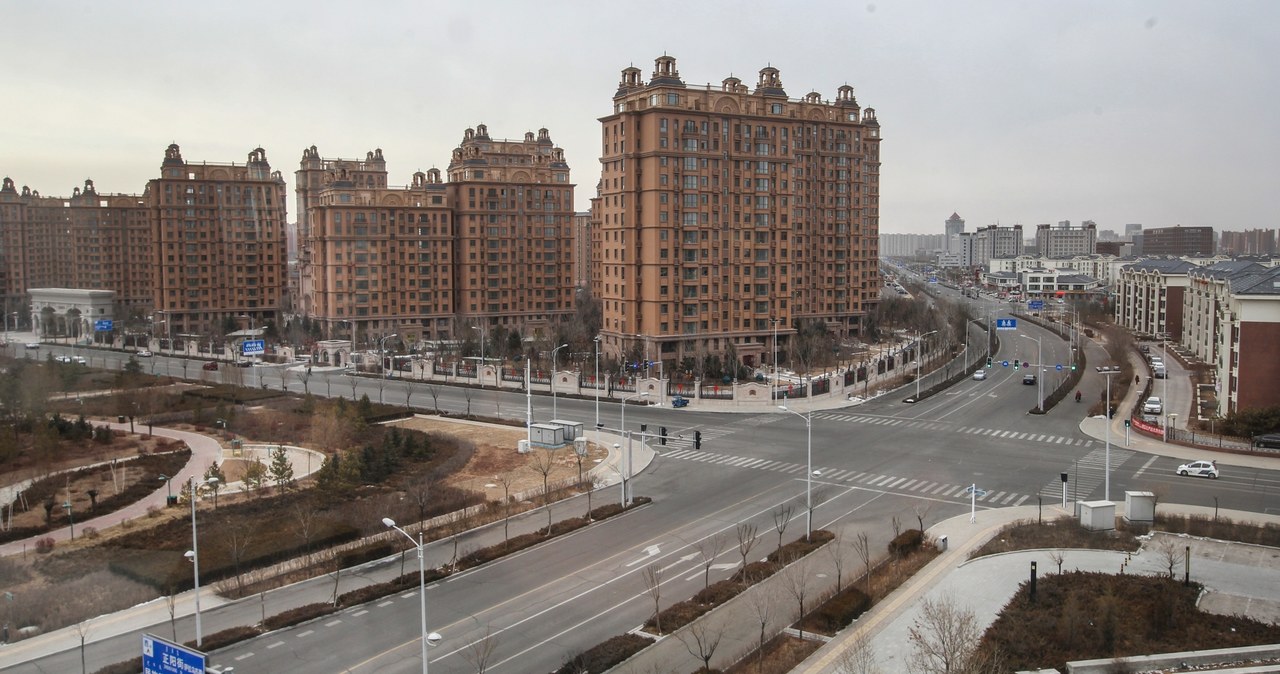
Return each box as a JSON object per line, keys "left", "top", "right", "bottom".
{"left": 2, "top": 0, "right": 1276, "bottom": 235}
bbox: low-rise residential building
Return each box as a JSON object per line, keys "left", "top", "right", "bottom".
{"left": 1113, "top": 258, "right": 1198, "bottom": 339}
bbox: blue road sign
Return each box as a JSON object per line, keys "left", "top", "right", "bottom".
{"left": 94, "top": 319, "right": 114, "bottom": 332}
{"left": 142, "top": 634, "right": 205, "bottom": 674}
{"left": 963, "top": 485, "right": 989, "bottom": 497}
{"left": 1001, "top": 360, "right": 1009, "bottom": 367}
{"left": 1056, "top": 364, "right": 1063, "bottom": 371}
{"left": 928, "top": 277, "right": 938, "bottom": 283}
{"left": 1028, "top": 300, "right": 1045, "bottom": 310}
{"left": 241, "top": 339, "right": 265, "bottom": 355}
{"left": 995, "top": 318, "right": 1017, "bottom": 331}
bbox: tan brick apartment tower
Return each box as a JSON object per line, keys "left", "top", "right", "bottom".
{"left": 295, "top": 125, "right": 574, "bottom": 348}
{"left": 0, "top": 177, "right": 151, "bottom": 328}
{"left": 149, "top": 144, "right": 287, "bottom": 338}
{"left": 595, "top": 56, "right": 881, "bottom": 369}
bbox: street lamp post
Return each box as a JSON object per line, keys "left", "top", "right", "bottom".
{"left": 1096, "top": 366, "right": 1122, "bottom": 502}
{"left": 1021, "top": 334, "right": 1044, "bottom": 411}
{"left": 779, "top": 405, "right": 814, "bottom": 540}
{"left": 382, "top": 518, "right": 440, "bottom": 674}
{"left": 551, "top": 343, "right": 568, "bottom": 419}
{"left": 620, "top": 392, "right": 649, "bottom": 505}
{"left": 771, "top": 318, "right": 781, "bottom": 403}
{"left": 159, "top": 474, "right": 173, "bottom": 505}
{"left": 593, "top": 336, "right": 602, "bottom": 432}
{"left": 377, "top": 334, "right": 399, "bottom": 403}
{"left": 915, "top": 330, "right": 938, "bottom": 401}
{"left": 186, "top": 476, "right": 219, "bottom": 648}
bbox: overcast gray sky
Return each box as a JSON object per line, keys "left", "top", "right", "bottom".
{"left": 2, "top": 0, "right": 1276, "bottom": 235}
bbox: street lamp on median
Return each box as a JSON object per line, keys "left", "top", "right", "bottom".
{"left": 382, "top": 517, "right": 442, "bottom": 674}
{"left": 471, "top": 325, "right": 486, "bottom": 387}
{"left": 593, "top": 335, "right": 602, "bottom": 433}
{"left": 779, "top": 405, "right": 816, "bottom": 541}
{"left": 187, "top": 476, "right": 219, "bottom": 648}
{"left": 1021, "top": 334, "right": 1044, "bottom": 411}
{"left": 620, "top": 391, "right": 649, "bottom": 506}
{"left": 914, "top": 330, "right": 938, "bottom": 401}
{"left": 377, "top": 333, "right": 398, "bottom": 402}
{"left": 551, "top": 343, "right": 568, "bottom": 419}
{"left": 1096, "top": 366, "right": 1122, "bottom": 502}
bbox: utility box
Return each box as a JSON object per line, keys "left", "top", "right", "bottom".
{"left": 936, "top": 535, "right": 948, "bottom": 552}
{"left": 1079, "top": 500, "right": 1116, "bottom": 532}
{"left": 547, "top": 419, "right": 583, "bottom": 441}
{"left": 516, "top": 439, "right": 529, "bottom": 454}
{"left": 1124, "top": 491, "right": 1156, "bottom": 523}
{"left": 528, "top": 423, "right": 565, "bottom": 448}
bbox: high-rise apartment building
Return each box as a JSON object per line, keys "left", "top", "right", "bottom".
{"left": 1219, "top": 229, "right": 1278, "bottom": 256}
{"left": 0, "top": 176, "right": 151, "bottom": 327}
{"left": 944, "top": 212, "right": 965, "bottom": 254}
{"left": 150, "top": 144, "right": 288, "bottom": 338}
{"left": 595, "top": 56, "right": 881, "bottom": 367}
{"left": 296, "top": 126, "right": 575, "bottom": 346}
{"left": 573, "top": 211, "right": 592, "bottom": 289}
{"left": 1143, "top": 225, "right": 1214, "bottom": 256}
{"left": 1034, "top": 220, "right": 1096, "bottom": 258}
{"left": 971, "top": 224, "right": 1023, "bottom": 266}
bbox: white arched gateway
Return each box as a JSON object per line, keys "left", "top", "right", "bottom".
{"left": 28, "top": 288, "right": 116, "bottom": 341}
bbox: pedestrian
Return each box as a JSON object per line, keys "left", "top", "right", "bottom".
{"left": 1135, "top": 374, "right": 1140, "bottom": 384}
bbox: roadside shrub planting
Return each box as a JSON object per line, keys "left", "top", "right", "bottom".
{"left": 262, "top": 602, "right": 338, "bottom": 630}
{"left": 886, "top": 527, "right": 923, "bottom": 557}
{"left": 553, "top": 633, "right": 653, "bottom": 674}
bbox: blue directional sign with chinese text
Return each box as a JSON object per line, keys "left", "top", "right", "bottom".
{"left": 142, "top": 634, "right": 205, "bottom": 674}
{"left": 94, "top": 319, "right": 113, "bottom": 332}
{"left": 995, "top": 318, "right": 1017, "bottom": 331}
{"left": 1028, "top": 300, "right": 1045, "bottom": 310}
{"left": 241, "top": 339, "right": 265, "bottom": 355}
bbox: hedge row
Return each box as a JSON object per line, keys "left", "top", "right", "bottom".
{"left": 552, "top": 633, "right": 654, "bottom": 674}
{"left": 887, "top": 528, "right": 924, "bottom": 557}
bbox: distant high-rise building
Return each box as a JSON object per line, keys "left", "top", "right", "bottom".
{"left": 596, "top": 55, "right": 881, "bottom": 368}
{"left": 972, "top": 224, "right": 1023, "bottom": 265}
{"left": 1035, "top": 220, "right": 1097, "bottom": 258}
{"left": 150, "top": 144, "right": 288, "bottom": 338}
{"left": 1124, "top": 223, "right": 1143, "bottom": 238}
{"left": 1220, "top": 229, "right": 1277, "bottom": 256}
{"left": 945, "top": 212, "right": 965, "bottom": 253}
{"left": 1144, "top": 225, "right": 1215, "bottom": 256}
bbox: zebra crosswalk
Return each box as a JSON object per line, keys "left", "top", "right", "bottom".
{"left": 1037, "top": 446, "right": 1135, "bottom": 502}
{"left": 659, "top": 448, "right": 1034, "bottom": 507}
{"left": 812, "top": 412, "right": 1095, "bottom": 448}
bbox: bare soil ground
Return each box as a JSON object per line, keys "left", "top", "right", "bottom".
{"left": 387, "top": 416, "right": 610, "bottom": 500}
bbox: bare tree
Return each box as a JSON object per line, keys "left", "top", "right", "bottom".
{"left": 772, "top": 503, "right": 794, "bottom": 552}
{"left": 854, "top": 531, "right": 873, "bottom": 595}
{"left": 1158, "top": 538, "right": 1180, "bottom": 580}
{"left": 834, "top": 631, "right": 880, "bottom": 674}
{"left": 913, "top": 503, "right": 932, "bottom": 533}
{"left": 409, "top": 481, "right": 431, "bottom": 524}
{"left": 891, "top": 515, "right": 902, "bottom": 540}
{"left": 527, "top": 447, "right": 561, "bottom": 532}
{"left": 694, "top": 533, "right": 728, "bottom": 590}
{"left": 495, "top": 475, "right": 513, "bottom": 545}
{"left": 1048, "top": 550, "right": 1066, "bottom": 574}
{"left": 677, "top": 618, "right": 725, "bottom": 673}
{"left": 462, "top": 619, "right": 501, "bottom": 673}
{"left": 292, "top": 501, "right": 319, "bottom": 562}
{"left": 426, "top": 384, "right": 441, "bottom": 413}
{"left": 744, "top": 583, "right": 773, "bottom": 671}
{"left": 642, "top": 563, "right": 664, "bottom": 635}
{"left": 221, "top": 523, "right": 254, "bottom": 596}
{"left": 164, "top": 588, "right": 179, "bottom": 641}
{"left": 74, "top": 620, "right": 91, "bottom": 674}
{"left": 782, "top": 557, "right": 813, "bottom": 640}
{"left": 827, "top": 528, "right": 848, "bottom": 592}
{"left": 736, "top": 522, "right": 760, "bottom": 576}
{"left": 463, "top": 387, "right": 473, "bottom": 416}
{"left": 907, "top": 594, "right": 980, "bottom": 674}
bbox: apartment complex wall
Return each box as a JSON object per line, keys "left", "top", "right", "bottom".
{"left": 597, "top": 55, "right": 881, "bottom": 366}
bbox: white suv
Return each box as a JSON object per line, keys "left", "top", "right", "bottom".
{"left": 1143, "top": 397, "right": 1163, "bottom": 414}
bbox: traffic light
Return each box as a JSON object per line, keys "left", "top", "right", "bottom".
{"left": 1071, "top": 363, "right": 1077, "bottom": 371}
{"left": 986, "top": 357, "right": 993, "bottom": 367}
{"left": 659, "top": 426, "right": 667, "bottom": 446}
{"left": 640, "top": 423, "right": 647, "bottom": 434}
{"left": 694, "top": 431, "right": 702, "bottom": 450}
{"left": 1014, "top": 360, "right": 1020, "bottom": 369}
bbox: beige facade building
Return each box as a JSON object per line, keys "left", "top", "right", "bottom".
{"left": 296, "top": 126, "right": 575, "bottom": 349}
{"left": 595, "top": 55, "right": 881, "bottom": 368}
{"left": 149, "top": 144, "right": 288, "bottom": 338}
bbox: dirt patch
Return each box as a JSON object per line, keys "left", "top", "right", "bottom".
{"left": 387, "top": 417, "right": 609, "bottom": 500}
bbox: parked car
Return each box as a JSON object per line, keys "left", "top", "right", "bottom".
{"left": 71, "top": 355, "right": 87, "bottom": 365}
{"left": 1152, "top": 365, "right": 1167, "bottom": 379}
{"left": 54, "top": 354, "right": 72, "bottom": 363}
{"left": 671, "top": 396, "right": 690, "bottom": 408}
{"left": 1022, "top": 373, "right": 1037, "bottom": 385}
{"left": 1143, "top": 397, "right": 1163, "bottom": 414}
{"left": 1254, "top": 434, "right": 1280, "bottom": 450}
{"left": 1177, "top": 460, "right": 1219, "bottom": 479}
{"left": 202, "top": 361, "right": 219, "bottom": 371}
{"left": 24, "top": 342, "right": 40, "bottom": 349}
{"left": 972, "top": 369, "right": 987, "bottom": 381}
{"left": 137, "top": 349, "right": 152, "bottom": 357}
{"left": 234, "top": 360, "right": 253, "bottom": 368}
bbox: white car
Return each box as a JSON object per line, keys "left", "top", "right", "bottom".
{"left": 972, "top": 369, "right": 987, "bottom": 381}
{"left": 54, "top": 354, "right": 72, "bottom": 363}
{"left": 1177, "top": 460, "right": 1219, "bottom": 479}
{"left": 24, "top": 342, "right": 40, "bottom": 350}
{"left": 137, "top": 349, "right": 153, "bottom": 357}
{"left": 1143, "top": 397, "right": 1163, "bottom": 414}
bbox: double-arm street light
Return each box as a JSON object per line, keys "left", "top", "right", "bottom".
{"left": 914, "top": 330, "right": 938, "bottom": 401}
{"left": 471, "top": 325, "right": 486, "bottom": 387}
{"left": 382, "top": 517, "right": 441, "bottom": 674}
{"left": 779, "top": 405, "right": 816, "bottom": 541}
{"left": 186, "top": 476, "right": 219, "bottom": 648}
{"left": 551, "top": 343, "right": 568, "bottom": 419}
{"left": 1096, "top": 365, "right": 1122, "bottom": 502}
{"left": 1021, "top": 334, "right": 1044, "bottom": 411}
